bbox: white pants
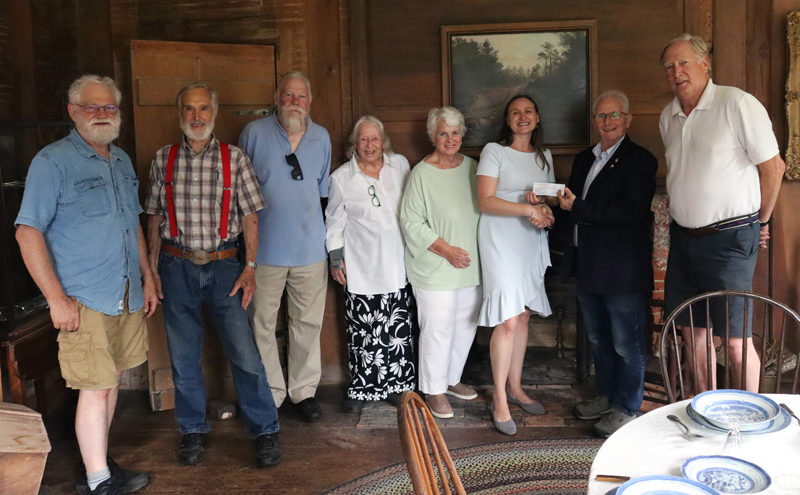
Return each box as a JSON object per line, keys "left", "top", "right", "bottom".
{"left": 413, "top": 285, "right": 481, "bottom": 395}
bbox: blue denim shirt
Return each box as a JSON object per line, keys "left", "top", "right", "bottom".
{"left": 238, "top": 114, "right": 331, "bottom": 266}
{"left": 15, "top": 129, "right": 144, "bottom": 315}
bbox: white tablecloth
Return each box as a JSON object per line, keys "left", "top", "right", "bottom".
{"left": 588, "top": 394, "right": 800, "bottom": 494}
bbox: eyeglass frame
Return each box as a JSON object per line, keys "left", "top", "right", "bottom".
{"left": 592, "top": 111, "right": 629, "bottom": 121}
{"left": 74, "top": 103, "right": 119, "bottom": 115}
{"left": 284, "top": 153, "right": 304, "bottom": 181}
{"left": 367, "top": 184, "right": 381, "bottom": 207}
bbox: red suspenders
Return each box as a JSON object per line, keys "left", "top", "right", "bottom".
{"left": 164, "top": 142, "right": 231, "bottom": 239}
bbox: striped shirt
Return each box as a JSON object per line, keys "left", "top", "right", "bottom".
{"left": 144, "top": 136, "right": 264, "bottom": 251}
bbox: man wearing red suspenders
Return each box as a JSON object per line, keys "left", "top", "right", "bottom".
{"left": 144, "top": 82, "right": 281, "bottom": 469}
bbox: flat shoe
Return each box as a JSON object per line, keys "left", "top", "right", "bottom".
{"left": 489, "top": 402, "right": 517, "bottom": 436}
{"left": 445, "top": 383, "right": 478, "bottom": 400}
{"left": 507, "top": 394, "right": 545, "bottom": 415}
{"left": 384, "top": 393, "right": 402, "bottom": 407}
{"left": 341, "top": 398, "right": 364, "bottom": 414}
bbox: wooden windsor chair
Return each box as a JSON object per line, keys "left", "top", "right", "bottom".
{"left": 397, "top": 391, "right": 466, "bottom": 495}
{"left": 659, "top": 290, "right": 800, "bottom": 402}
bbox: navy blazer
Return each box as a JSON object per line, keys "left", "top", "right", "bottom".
{"left": 565, "top": 135, "right": 657, "bottom": 294}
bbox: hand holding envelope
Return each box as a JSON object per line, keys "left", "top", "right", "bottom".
{"left": 557, "top": 186, "right": 576, "bottom": 211}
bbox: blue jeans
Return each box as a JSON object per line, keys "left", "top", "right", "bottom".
{"left": 578, "top": 292, "right": 647, "bottom": 416}
{"left": 159, "top": 240, "right": 279, "bottom": 437}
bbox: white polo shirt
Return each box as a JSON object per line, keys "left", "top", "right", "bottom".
{"left": 659, "top": 80, "right": 779, "bottom": 228}
{"left": 325, "top": 153, "right": 410, "bottom": 295}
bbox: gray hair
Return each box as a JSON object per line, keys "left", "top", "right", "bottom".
{"left": 68, "top": 74, "right": 122, "bottom": 106}
{"left": 661, "top": 33, "right": 712, "bottom": 75}
{"left": 347, "top": 115, "right": 393, "bottom": 159}
{"left": 426, "top": 106, "right": 467, "bottom": 143}
{"left": 277, "top": 71, "right": 312, "bottom": 98}
{"left": 593, "top": 90, "right": 630, "bottom": 114}
{"left": 175, "top": 82, "right": 219, "bottom": 112}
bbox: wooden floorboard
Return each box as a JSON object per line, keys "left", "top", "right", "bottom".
{"left": 37, "top": 383, "right": 600, "bottom": 494}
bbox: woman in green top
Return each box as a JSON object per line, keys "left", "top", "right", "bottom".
{"left": 399, "top": 106, "right": 481, "bottom": 419}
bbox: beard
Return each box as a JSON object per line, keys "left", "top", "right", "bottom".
{"left": 277, "top": 105, "right": 308, "bottom": 133}
{"left": 180, "top": 119, "right": 214, "bottom": 142}
{"left": 76, "top": 113, "right": 121, "bottom": 146}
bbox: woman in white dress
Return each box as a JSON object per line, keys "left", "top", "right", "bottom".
{"left": 477, "top": 95, "right": 555, "bottom": 435}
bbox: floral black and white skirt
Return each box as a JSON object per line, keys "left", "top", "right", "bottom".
{"left": 344, "top": 285, "right": 417, "bottom": 401}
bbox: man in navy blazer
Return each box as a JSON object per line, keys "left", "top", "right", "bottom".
{"left": 557, "top": 90, "right": 657, "bottom": 437}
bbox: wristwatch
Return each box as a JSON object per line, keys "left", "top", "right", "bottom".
{"left": 246, "top": 261, "right": 258, "bottom": 269}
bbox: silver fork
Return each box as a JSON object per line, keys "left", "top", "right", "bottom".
{"left": 667, "top": 414, "right": 704, "bottom": 438}
{"left": 780, "top": 403, "right": 800, "bottom": 425}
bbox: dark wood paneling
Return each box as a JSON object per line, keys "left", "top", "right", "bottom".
{"left": 351, "top": 0, "right": 685, "bottom": 168}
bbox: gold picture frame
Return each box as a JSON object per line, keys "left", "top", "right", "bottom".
{"left": 786, "top": 11, "right": 800, "bottom": 179}
{"left": 441, "top": 20, "right": 597, "bottom": 155}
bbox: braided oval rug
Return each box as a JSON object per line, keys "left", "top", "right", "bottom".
{"left": 322, "top": 437, "right": 603, "bottom": 495}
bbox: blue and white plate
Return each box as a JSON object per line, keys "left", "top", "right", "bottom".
{"left": 617, "top": 475, "right": 719, "bottom": 494}
{"left": 682, "top": 455, "right": 771, "bottom": 493}
{"left": 691, "top": 390, "right": 780, "bottom": 431}
{"left": 685, "top": 404, "right": 791, "bottom": 435}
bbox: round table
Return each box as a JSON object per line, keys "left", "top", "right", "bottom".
{"left": 587, "top": 393, "right": 800, "bottom": 494}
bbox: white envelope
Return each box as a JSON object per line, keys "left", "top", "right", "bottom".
{"left": 532, "top": 182, "right": 565, "bottom": 196}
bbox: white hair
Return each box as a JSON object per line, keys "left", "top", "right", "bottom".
{"left": 277, "top": 71, "right": 312, "bottom": 98}
{"left": 176, "top": 82, "right": 219, "bottom": 112}
{"left": 593, "top": 90, "right": 630, "bottom": 114}
{"left": 68, "top": 74, "right": 121, "bottom": 105}
{"left": 425, "top": 106, "right": 466, "bottom": 143}
{"left": 347, "top": 115, "right": 393, "bottom": 159}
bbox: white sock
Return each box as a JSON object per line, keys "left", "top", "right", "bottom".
{"left": 87, "top": 467, "right": 111, "bottom": 491}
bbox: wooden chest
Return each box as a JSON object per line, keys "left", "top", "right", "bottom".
{"left": 0, "top": 402, "right": 51, "bottom": 495}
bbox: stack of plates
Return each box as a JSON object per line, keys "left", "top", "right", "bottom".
{"left": 686, "top": 390, "right": 789, "bottom": 434}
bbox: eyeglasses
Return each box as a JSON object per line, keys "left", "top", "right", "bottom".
{"left": 75, "top": 104, "right": 119, "bottom": 115}
{"left": 593, "top": 111, "right": 629, "bottom": 121}
{"left": 367, "top": 184, "right": 381, "bottom": 207}
{"left": 285, "top": 153, "right": 304, "bottom": 181}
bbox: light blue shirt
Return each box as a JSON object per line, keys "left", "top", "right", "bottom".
{"left": 238, "top": 114, "right": 331, "bottom": 266}
{"left": 15, "top": 129, "right": 144, "bottom": 315}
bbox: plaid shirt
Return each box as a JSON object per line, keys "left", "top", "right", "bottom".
{"left": 144, "top": 136, "right": 264, "bottom": 251}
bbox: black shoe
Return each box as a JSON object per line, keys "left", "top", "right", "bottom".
{"left": 254, "top": 432, "right": 282, "bottom": 468}
{"left": 178, "top": 433, "right": 207, "bottom": 466}
{"left": 87, "top": 476, "right": 122, "bottom": 495}
{"left": 75, "top": 458, "right": 149, "bottom": 494}
{"left": 385, "top": 393, "right": 402, "bottom": 407}
{"left": 341, "top": 398, "right": 364, "bottom": 413}
{"left": 107, "top": 459, "right": 149, "bottom": 493}
{"left": 296, "top": 397, "right": 321, "bottom": 422}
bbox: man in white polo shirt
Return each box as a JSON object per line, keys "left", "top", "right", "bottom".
{"left": 659, "top": 33, "right": 785, "bottom": 393}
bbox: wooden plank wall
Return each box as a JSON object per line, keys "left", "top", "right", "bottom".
{"left": 3, "top": 0, "right": 800, "bottom": 389}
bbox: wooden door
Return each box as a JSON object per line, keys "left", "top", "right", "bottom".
{"left": 130, "top": 39, "right": 276, "bottom": 411}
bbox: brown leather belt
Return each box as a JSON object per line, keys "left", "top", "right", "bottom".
{"left": 161, "top": 244, "right": 238, "bottom": 265}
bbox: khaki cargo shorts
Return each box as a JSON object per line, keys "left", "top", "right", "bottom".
{"left": 57, "top": 300, "right": 148, "bottom": 390}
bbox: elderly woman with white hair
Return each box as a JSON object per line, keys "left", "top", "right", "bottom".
{"left": 325, "top": 116, "right": 417, "bottom": 414}
{"left": 399, "top": 106, "right": 481, "bottom": 419}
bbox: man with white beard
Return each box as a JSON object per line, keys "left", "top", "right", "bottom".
{"left": 238, "top": 71, "right": 331, "bottom": 422}
{"left": 16, "top": 74, "right": 157, "bottom": 494}
{"left": 144, "top": 82, "right": 281, "bottom": 469}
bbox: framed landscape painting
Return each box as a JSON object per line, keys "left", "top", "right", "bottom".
{"left": 442, "top": 20, "right": 597, "bottom": 154}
